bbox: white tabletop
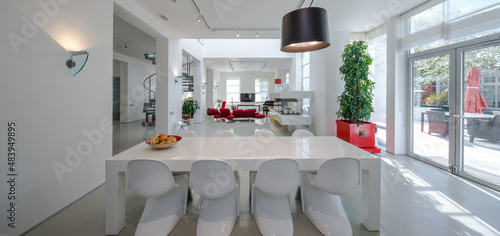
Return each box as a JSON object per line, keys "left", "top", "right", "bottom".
{"left": 109, "top": 136, "right": 376, "bottom": 171}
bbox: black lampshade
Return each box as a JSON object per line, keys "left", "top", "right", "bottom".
{"left": 281, "top": 7, "right": 330, "bottom": 53}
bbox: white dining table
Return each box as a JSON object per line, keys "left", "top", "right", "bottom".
{"left": 105, "top": 136, "right": 381, "bottom": 234}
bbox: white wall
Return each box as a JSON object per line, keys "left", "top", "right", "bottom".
{"left": 310, "top": 31, "right": 350, "bottom": 136}
{"left": 181, "top": 39, "right": 206, "bottom": 123}
{"left": 113, "top": 53, "right": 156, "bottom": 123}
{"left": 206, "top": 69, "right": 214, "bottom": 107}
{"left": 386, "top": 17, "right": 407, "bottom": 154}
{"left": 219, "top": 72, "right": 276, "bottom": 103}
{"left": 0, "top": 0, "right": 112, "bottom": 234}
{"left": 203, "top": 39, "right": 290, "bottom": 58}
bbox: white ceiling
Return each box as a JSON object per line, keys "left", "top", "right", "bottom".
{"left": 114, "top": 0, "right": 428, "bottom": 70}
{"left": 205, "top": 58, "right": 292, "bottom": 72}
{"left": 130, "top": 0, "right": 427, "bottom": 39}
{"left": 113, "top": 15, "right": 156, "bottom": 63}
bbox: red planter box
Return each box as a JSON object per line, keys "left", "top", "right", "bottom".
{"left": 336, "top": 120, "right": 381, "bottom": 153}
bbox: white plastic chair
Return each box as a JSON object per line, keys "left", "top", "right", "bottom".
{"left": 292, "top": 129, "right": 315, "bottom": 198}
{"left": 300, "top": 158, "right": 360, "bottom": 236}
{"left": 178, "top": 130, "right": 198, "bottom": 137}
{"left": 251, "top": 159, "right": 300, "bottom": 236}
{"left": 213, "top": 130, "right": 234, "bottom": 137}
{"left": 189, "top": 160, "right": 239, "bottom": 236}
{"left": 253, "top": 129, "right": 275, "bottom": 138}
{"left": 126, "top": 159, "right": 189, "bottom": 236}
{"left": 292, "top": 129, "right": 314, "bottom": 137}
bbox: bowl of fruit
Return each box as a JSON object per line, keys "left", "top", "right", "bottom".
{"left": 146, "top": 134, "right": 182, "bottom": 149}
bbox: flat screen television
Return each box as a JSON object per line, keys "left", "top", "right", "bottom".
{"left": 240, "top": 93, "right": 255, "bottom": 102}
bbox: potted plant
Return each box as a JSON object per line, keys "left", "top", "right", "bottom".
{"left": 215, "top": 98, "right": 223, "bottom": 109}
{"left": 182, "top": 98, "right": 200, "bottom": 125}
{"left": 336, "top": 41, "right": 380, "bottom": 153}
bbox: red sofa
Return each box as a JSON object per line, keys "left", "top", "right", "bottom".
{"left": 232, "top": 109, "right": 265, "bottom": 119}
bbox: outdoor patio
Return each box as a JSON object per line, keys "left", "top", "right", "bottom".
{"left": 413, "top": 119, "right": 500, "bottom": 185}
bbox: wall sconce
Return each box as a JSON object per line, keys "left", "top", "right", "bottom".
{"left": 203, "top": 83, "right": 207, "bottom": 94}
{"left": 66, "top": 51, "right": 89, "bottom": 76}
{"left": 175, "top": 75, "right": 182, "bottom": 85}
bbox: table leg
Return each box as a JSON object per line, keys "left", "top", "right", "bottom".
{"left": 421, "top": 112, "right": 425, "bottom": 132}
{"left": 361, "top": 158, "right": 381, "bottom": 231}
{"left": 105, "top": 168, "right": 126, "bottom": 235}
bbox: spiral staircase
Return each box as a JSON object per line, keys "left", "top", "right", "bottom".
{"left": 142, "top": 73, "right": 156, "bottom": 126}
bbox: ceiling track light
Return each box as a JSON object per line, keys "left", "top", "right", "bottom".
{"left": 236, "top": 30, "right": 240, "bottom": 38}
{"left": 197, "top": 14, "right": 202, "bottom": 22}
{"left": 113, "top": 35, "right": 129, "bottom": 49}
{"left": 255, "top": 30, "right": 259, "bottom": 38}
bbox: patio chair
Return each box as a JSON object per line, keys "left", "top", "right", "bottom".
{"left": 427, "top": 111, "right": 449, "bottom": 137}
{"left": 468, "top": 115, "right": 500, "bottom": 143}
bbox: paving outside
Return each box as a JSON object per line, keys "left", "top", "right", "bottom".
{"left": 413, "top": 120, "right": 500, "bottom": 184}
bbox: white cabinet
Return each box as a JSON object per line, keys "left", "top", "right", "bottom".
{"left": 269, "top": 91, "right": 313, "bottom": 125}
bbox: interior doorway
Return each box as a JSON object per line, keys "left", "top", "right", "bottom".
{"left": 113, "top": 76, "right": 120, "bottom": 120}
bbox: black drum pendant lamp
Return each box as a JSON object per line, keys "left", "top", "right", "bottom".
{"left": 281, "top": 6, "right": 330, "bottom": 53}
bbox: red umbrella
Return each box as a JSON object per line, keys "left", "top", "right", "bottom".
{"left": 464, "top": 67, "right": 488, "bottom": 113}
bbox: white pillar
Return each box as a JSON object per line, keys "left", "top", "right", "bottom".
{"left": 310, "top": 31, "right": 350, "bottom": 136}
{"left": 206, "top": 69, "right": 214, "bottom": 108}
{"left": 386, "top": 17, "right": 407, "bottom": 154}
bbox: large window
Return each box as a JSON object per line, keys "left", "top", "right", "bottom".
{"left": 301, "top": 52, "right": 310, "bottom": 91}
{"left": 255, "top": 78, "right": 268, "bottom": 102}
{"left": 368, "top": 34, "right": 387, "bottom": 148}
{"left": 226, "top": 77, "right": 240, "bottom": 103}
{"left": 409, "top": 0, "right": 500, "bottom": 35}
{"left": 401, "top": 0, "right": 500, "bottom": 52}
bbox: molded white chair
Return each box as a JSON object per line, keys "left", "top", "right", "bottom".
{"left": 253, "top": 129, "right": 275, "bottom": 138}
{"left": 189, "top": 160, "right": 239, "bottom": 236}
{"left": 127, "top": 159, "right": 189, "bottom": 236}
{"left": 251, "top": 159, "right": 300, "bottom": 236}
{"left": 300, "top": 158, "right": 360, "bottom": 236}
{"left": 178, "top": 130, "right": 198, "bottom": 137}
{"left": 292, "top": 129, "right": 315, "bottom": 198}
{"left": 292, "top": 129, "right": 314, "bottom": 137}
{"left": 213, "top": 130, "right": 234, "bottom": 137}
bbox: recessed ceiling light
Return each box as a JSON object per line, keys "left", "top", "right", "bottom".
{"left": 158, "top": 14, "right": 169, "bottom": 21}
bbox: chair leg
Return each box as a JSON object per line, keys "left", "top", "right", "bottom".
{"left": 197, "top": 189, "right": 239, "bottom": 236}
{"left": 301, "top": 179, "right": 352, "bottom": 236}
{"left": 135, "top": 175, "right": 188, "bottom": 236}
{"left": 253, "top": 188, "right": 294, "bottom": 236}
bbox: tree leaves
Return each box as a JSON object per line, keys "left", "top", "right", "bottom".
{"left": 337, "top": 41, "right": 375, "bottom": 126}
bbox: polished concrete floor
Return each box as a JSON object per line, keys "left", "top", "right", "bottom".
{"left": 25, "top": 118, "right": 500, "bottom": 236}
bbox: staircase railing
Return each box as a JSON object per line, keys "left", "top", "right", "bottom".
{"left": 143, "top": 73, "right": 156, "bottom": 124}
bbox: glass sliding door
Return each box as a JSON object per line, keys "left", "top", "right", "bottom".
{"left": 458, "top": 42, "right": 500, "bottom": 186}
{"left": 410, "top": 52, "right": 454, "bottom": 168}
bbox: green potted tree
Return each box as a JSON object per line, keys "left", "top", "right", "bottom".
{"left": 182, "top": 98, "right": 200, "bottom": 125}
{"left": 336, "top": 41, "right": 380, "bottom": 153}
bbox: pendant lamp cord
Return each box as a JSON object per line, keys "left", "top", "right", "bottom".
{"left": 309, "top": 0, "right": 314, "bottom": 7}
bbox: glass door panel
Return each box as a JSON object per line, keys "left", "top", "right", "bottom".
{"left": 460, "top": 43, "right": 500, "bottom": 185}
{"left": 411, "top": 54, "right": 451, "bottom": 166}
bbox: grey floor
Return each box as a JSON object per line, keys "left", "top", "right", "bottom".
{"left": 25, "top": 118, "right": 500, "bottom": 236}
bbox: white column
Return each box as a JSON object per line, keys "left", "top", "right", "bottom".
{"left": 310, "top": 31, "right": 350, "bottom": 136}
{"left": 206, "top": 69, "right": 214, "bottom": 108}
{"left": 386, "top": 16, "right": 407, "bottom": 154}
